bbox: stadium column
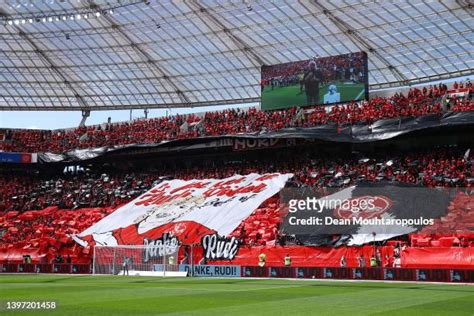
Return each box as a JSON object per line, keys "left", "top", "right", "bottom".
{"left": 79, "top": 110, "right": 90, "bottom": 127}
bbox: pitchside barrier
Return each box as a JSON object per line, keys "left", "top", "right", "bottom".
{"left": 1, "top": 263, "right": 473, "bottom": 282}
{"left": 0, "top": 263, "right": 90, "bottom": 274}
{"left": 240, "top": 266, "right": 474, "bottom": 283}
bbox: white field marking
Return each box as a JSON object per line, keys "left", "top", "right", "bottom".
{"left": 355, "top": 88, "right": 365, "bottom": 100}
{"left": 0, "top": 281, "right": 304, "bottom": 292}
{"left": 2, "top": 274, "right": 472, "bottom": 286}
{"left": 151, "top": 284, "right": 305, "bottom": 292}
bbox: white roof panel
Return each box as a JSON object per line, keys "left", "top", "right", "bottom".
{"left": 0, "top": 0, "right": 472, "bottom": 110}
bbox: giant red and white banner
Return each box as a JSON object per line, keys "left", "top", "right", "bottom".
{"left": 77, "top": 173, "right": 292, "bottom": 246}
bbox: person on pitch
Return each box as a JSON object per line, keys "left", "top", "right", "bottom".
{"left": 299, "top": 71, "right": 305, "bottom": 93}
{"left": 284, "top": 254, "right": 291, "bottom": 267}
{"left": 323, "top": 84, "right": 341, "bottom": 104}
{"left": 122, "top": 256, "right": 130, "bottom": 276}
{"left": 303, "top": 61, "right": 322, "bottom": 105}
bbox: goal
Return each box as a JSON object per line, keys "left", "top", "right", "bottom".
{"left": 92, "top": 244, "right": 181, "bottom": 276}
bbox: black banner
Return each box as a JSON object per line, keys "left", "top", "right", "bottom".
{"left": 201, "top": 234, "right": 240, "bottom": 261}
{"left": 233, "top": 138, "right": 297, "bottom": 151}
{"left": 280, "top": 183, "right": 460, "bottom": 246}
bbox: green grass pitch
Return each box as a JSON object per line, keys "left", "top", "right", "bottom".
{"left": 1, "top": 275, "right": 473, "bottom": 315}
{"left": 261, "top": 82, "right": 366, "bottom": 110}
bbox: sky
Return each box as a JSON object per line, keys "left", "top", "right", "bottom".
{"left": 0, "top": 75, "right": 470, "bottom": 130}
{"left": 0, "top": 103, "right": 254, "bottom": 130}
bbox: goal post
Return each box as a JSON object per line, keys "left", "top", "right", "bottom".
{"left": 92, "top": 245, "right": 181, "bottom": 276}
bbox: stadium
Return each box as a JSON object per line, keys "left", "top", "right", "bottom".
{"left": 0, "top": 0, "right": 473, "bottom": 315}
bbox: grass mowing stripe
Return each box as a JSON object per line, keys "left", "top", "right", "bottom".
{"left": 0, "top": 275, "right": 472, "bottom": 316}
{"left": 371, "top": 295, "right": 474, "bottom": 316}
{"left": 165, "top": 284, "right": 472, "bottom": 316}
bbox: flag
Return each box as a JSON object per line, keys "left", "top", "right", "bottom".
{"left": 77, "top": 173, "right": 292, "bottom": 246}
{"left": 280, "top": 182, "right": 454, "bottom": 246}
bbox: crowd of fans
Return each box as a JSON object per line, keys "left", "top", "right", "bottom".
{"left": 0, "top": 172, "right": 159, "bottom": 212}
{"left": 261, "top": 52, "right": 366, "bottom": 83}
{"left": 1, "top": 81, "right": 473, "bottom": 263}
{"left": 261, "top": 60, "right": 307, "bottom": 81}
{"left": 0, "top": 206, "right": 114, "bottom": 264}
{"left": 1, "top": 146, "right": 472, "bottom": 213}
{"left": 1, "top": 146, "right": 473, "bottom": 262}
{"left": 1, "top": 86, "right": 472, "bottom": 154}
{"left": 302, "top": 87, "right": 472, "bottom": 126}
{"left": 0, "top": 114, "right": 201, "bottom": 153}
{"left": 203, "top": 107, "right": 297, "bottom": 135}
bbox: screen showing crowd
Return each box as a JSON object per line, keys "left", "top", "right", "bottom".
{"left": 261, "top": 52, "right": 368, "bottom": 110}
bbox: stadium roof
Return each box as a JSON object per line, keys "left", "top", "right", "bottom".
{"left": 0, "top": 0, "right": 473, "bottom": 111}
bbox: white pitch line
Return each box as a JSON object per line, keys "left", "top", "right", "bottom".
{"left": 146, "top": 284, "right": 305, "bottom": 293}
{"left": 355, "top": 88, "right": 365, "bottom": 100}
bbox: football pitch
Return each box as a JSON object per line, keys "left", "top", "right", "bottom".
{"left": 261, "top": 82, "right": 365, "bottom": 110}
{"left": 1, "top": 275, "right": 473, "bottom": 315}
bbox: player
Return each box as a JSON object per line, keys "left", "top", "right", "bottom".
{"left": 298, "top": 71, "right": 305, "bottom": 93}
{"left": 323, "top": 84, "right": 340, "bottom": 104}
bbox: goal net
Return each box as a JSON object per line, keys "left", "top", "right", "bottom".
{"left": 92, "top": 244, "right": 180, "bottom": 276}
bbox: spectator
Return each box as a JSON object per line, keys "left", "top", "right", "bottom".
{"left": 258, "top": 252, "right": 267, "bottom": 267}
{"left": 370, "top": 254, "right": 377, "bottom": 267}
{"left": 1, "top": 90, "right": 469, "bottom": 154}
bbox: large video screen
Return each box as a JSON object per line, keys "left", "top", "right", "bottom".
{"left": 261, "top": 52, "right": 368, "bottom": 110}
